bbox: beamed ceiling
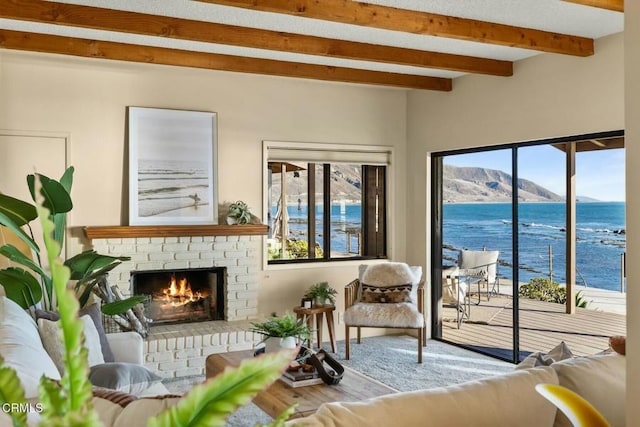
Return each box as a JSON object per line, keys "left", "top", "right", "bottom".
{"left": 0, "top": 0, "right": 624, "bottom": 90}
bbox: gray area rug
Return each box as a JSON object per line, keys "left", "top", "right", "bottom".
{"left": 163, "top": 335, "right": 514, "bottom": 426}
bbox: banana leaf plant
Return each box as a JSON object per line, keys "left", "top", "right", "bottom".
{"left": 0, "top": 180, "right": 296, "bottom": 427}
{"left": 0, "top": 167, "right": 141, "bottom": 316}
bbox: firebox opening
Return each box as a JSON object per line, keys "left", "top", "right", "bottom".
{"left": 131, "top": 267, "right": 226, "bottom": 325}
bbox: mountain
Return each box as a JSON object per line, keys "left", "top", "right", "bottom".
{"left": 272, "top": 163, "right": 568, "bottom": 204}
{"left": 272, "top": 164, "right": 363, "bottom": 204}
{"left": 443, "top": 165, "right": 564, "bottom": 203}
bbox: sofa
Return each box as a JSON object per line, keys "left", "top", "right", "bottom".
{"left": 287, "top": 351, "right": 625, "bottom": 427}
{"left": 0, "top": 296, "right": 180, "bottom": 427}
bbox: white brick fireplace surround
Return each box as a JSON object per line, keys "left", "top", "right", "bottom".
{"left": 85, "top": 225, "right": 268, "bottom": 378}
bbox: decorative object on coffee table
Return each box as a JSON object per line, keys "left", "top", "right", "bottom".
{"left": 304, "top": 281, "right": 337, "bottom": 307}
{"left": 293, "top": 305, "right": 337, "bottom": 353}
{"left": 281, "top": 346, "right": 324, "bottom": 388}
{"left": 249, "top": 312, "right": 311, "bottom": 352}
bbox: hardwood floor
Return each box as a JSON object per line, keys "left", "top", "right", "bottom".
{"left": 442, "top": 298, "right": 626, "bottom": 361}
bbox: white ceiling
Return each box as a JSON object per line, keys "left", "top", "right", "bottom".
{"left": 0, "top": 0, "right": 625, "bottom": 80}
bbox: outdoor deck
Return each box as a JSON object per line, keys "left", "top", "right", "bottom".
{"left": 442, "top": 297, "right": 626, "bottom": 360}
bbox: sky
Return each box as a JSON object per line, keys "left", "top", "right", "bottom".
{"left": 444, "top": 145, "right": 625, "bottom": 202}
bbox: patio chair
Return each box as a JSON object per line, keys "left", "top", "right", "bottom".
{"left": 344, "top": 262, "right": 426, "bottom": 363}
{"left": 442, "top": 266, "right": 471, "bottom": 329}
{"left": 458, "top": 250, "right": 500, "bottom": 305}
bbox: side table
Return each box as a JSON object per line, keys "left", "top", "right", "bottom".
{"left": 293, "top": 305, "right": 337, "bottom": 353}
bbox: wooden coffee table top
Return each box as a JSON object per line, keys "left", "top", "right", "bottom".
{"left": 205, "top": 350, "right": 397, "bottom": 419}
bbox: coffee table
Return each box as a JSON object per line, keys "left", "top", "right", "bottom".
{"left": 205, "top": 350, "right": 397, "bottom": 419}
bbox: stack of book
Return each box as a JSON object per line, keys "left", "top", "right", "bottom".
{"left": 279, "top": 367, "right": 324, "bottom": 388}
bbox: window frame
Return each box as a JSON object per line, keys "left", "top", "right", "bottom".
{"left": 263, "top": 141, "right": 394, "bottom": 268}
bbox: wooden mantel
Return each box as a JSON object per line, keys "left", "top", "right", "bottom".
{"left": 83, "top": 224, "right": 269, "bottom": 239}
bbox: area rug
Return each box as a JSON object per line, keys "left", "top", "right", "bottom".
{"left": 163, "top": 335, "right": 514, "bottom": 425}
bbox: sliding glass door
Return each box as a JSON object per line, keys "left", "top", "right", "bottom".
{"left": 435, "top": 149, "right": 515, "bottom": 360}
{"left": 431, "top": 131, "right": 626, "bottom": 363}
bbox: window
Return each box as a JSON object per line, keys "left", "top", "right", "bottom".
{"left": 264, "top": 142, "right": 390, "bottom": 264}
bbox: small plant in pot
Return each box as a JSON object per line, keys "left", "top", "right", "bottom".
{"left": 304, "top": 281, "right": 338, "bottom": 307}
{"left": 226, "top": 200, "right": 252, "bottom": 225}
{"left": 250, "top": 312, "right": 311, "bottom": 352}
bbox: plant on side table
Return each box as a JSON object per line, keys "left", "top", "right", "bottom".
{"left": 250, "top": 312, "right": 311, "bottom": 351}
{"left": 304, "top": 282, "right": 338, "bottom": 307}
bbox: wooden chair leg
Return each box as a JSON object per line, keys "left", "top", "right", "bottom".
{"left": 357, "top": 327, "right": 361, "bottom": 344}
{"left": 345, "top": 326, "right": 350, "bottom": 360}
{"left": 417, "top": 328, "right": 423, "bottom": 363}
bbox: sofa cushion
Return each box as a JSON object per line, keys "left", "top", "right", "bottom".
{"left": 89, "top": 363, "right": 162, "bottom": 395}
{"left": 516, "top": 341, "right": 574, "bottom": 370}
{"left": 344, "top": 302, "right": 423, "bottom": 328}
{"left": 114, "top": 396, "right": 182, "bottom": 427}
{"left": 289, "top": 367, "right": 559, "bottom": 427}
{"left": 361, "top": 284, "right": 412, "bottom": 303}
{"left": 359, "top": 263, "right": 422, "bottom": 303}
{"left": 551, "top": 353, "right": 625, "bottom": 427}
{"left": 0, "top": 296, "right": 61, "bottom": 399}
{"left": 36, "top": 304, "right": 115, "bottom": 362}
{"left": 38, "top": 315, "right": 105, "bottom": 374}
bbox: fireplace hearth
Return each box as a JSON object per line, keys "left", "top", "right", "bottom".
{"left": 131, "top": 267, "right": 226, "bottom": 325}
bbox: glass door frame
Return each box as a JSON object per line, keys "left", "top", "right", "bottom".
{"left": 430, "top": 130, "right": 624, "bottom": 363}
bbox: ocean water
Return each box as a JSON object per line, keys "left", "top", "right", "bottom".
{"left": 443, "top": 202, "right": 626, "bottom": 291}
{"left": 280, "top": 202, "right": 626, "bottom": 292}
{"left": 274, "top": 204, "right": 362, "bottom": 254}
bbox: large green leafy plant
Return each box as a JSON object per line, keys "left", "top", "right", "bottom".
{"left": 0, "top": 181, "right": 295, "bottom": 427}
{"left": 0, "top": 167, "right": 142, "bottom": 315}
{"left": 250, "top": 313, "right": 311, "bottom": 341}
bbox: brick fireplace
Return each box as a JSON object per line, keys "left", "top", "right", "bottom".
{"left": 85, "top": 225, "right": 268, "bottom": 378}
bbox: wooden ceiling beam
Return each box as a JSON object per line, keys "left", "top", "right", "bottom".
{"left": 562, "top": 0, "right": 623, "bottom": 13}
{"left": 0, "top": 30, "right": 452, "bottom": 91}
{"left": 196, "top": 0, "right": 594, "bottom": 57}
{"left": 0, "top": 0, "right": 512, "bottom": 77}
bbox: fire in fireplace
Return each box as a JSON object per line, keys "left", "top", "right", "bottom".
{"left": 131, "top": 267, "right": 226, "bottom": 325}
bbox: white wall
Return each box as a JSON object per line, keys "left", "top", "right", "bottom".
{"left": 0, "top": 50, "right": 408, "bottom": 339}
{"left": 625, "top": 3, "right": 639, "bottom": 424}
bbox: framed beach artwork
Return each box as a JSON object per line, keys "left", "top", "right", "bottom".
{"left": 127, "top": 107, "right": 218, "bottom": 225}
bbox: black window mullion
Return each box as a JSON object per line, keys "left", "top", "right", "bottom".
{"left": 323, "top": 163, "right": 331, "bottom": 259}
{"left": 308, "top": 163, "right": 316, "bottom": 259}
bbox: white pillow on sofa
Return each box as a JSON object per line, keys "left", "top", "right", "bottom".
{"left": 0, "top": 296, "right": 61, "bottom": 398}
{"left": 551, "top": 353, "right": 625, "bottom": 427}
{"left": 38, "top": 315, "right": 105, "bottom": 374}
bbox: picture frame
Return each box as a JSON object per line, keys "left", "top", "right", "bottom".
{"left": 127, "top": 107, "right": 218, "bottom": 225}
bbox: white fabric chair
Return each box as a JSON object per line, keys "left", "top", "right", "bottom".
{"left": 458, "top": 250, "right": 500, "bottom": 304}
{"left": 344, "top": 263, "right": 425, "bottom": 363}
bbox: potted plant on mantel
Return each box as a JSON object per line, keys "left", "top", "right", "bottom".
{"left": 226, "top": 200, "right": 252, "bottom": 225}
{"left": 250, "top": 312, "right": 311, "bottom": 352}
{"left": 304, "top": 282, "right": 338, "bottom": 307}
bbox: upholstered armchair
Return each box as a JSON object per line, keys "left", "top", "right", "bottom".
{"left": 344, "top": 263, "right": 426, "bottom": 363}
